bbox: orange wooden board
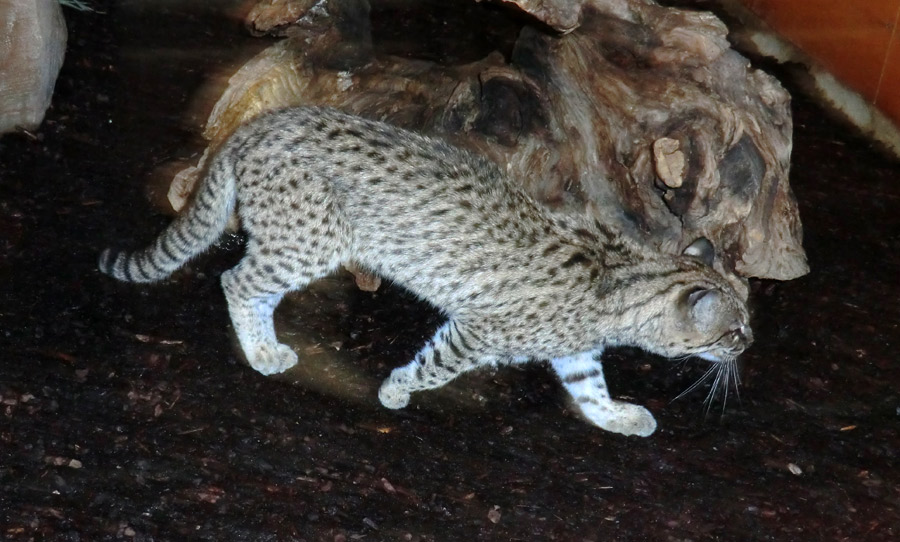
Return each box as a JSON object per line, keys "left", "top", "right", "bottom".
{"left": 876, "top": 20, "right": 900, "bottom": 126}
{"left": 747, "top": 0, "right": 900, "bottom": 114}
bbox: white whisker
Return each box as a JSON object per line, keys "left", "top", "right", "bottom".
{"left": 673, "top": 355, "right": 743, "bottom": 419}
{"left": 672, "top": 363, "right": 717, "bottom": 402}
{"left": 728, "top": 358, "right": 742, "bottom": 405}
{"left": 668, "top": 354, "right": 694, "bottom": 370}
{"left": 703, "top": 363, "right": 725, "bottom": 416}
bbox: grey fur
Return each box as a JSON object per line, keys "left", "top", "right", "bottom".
{"left": 99, "top": 106, "right": 752, "bottom": 437}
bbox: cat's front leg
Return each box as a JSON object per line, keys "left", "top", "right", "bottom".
{"left": 379, "top": 320, "right": 485, "bottom": 409}
{"left": 550, "top": 351, "right": 657, "bottom": 437}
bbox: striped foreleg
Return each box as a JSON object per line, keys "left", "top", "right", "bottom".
{"left": 550, "top": 351, "right": 657, "bottom": 437}
{"left": 379, "top": 320, "right": 485, "bottom": 409}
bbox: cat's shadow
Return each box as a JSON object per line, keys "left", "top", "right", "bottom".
{"left": 249, "top": 272, "right": 500, "bottom": 413}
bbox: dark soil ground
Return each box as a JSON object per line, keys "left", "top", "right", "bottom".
{"left": 1, "top": 1, "right": 899, "bottom": 541}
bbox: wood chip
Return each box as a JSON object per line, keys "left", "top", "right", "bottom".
{"left": 381, "top": 478, "right": 396, "bottom": 493}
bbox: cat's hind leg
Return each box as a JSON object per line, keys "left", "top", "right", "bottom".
{"left": 550, "top": 351, "right": 657, "bottom": 437}
{"left": 379, "top": 320, "right": 487, "bottom": 409}
{"left": 221, "top": 238, "right": 346, "bottom": 375}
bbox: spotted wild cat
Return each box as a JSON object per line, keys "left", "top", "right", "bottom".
{"left": 99, "top": 106, "right": 752, "bottom": 437}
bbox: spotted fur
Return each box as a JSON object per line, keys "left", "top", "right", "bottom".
{"left": 99, "top": 106, "right": 752, "bottom": 437}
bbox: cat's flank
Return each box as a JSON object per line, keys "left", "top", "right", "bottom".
{"left": 99, "top": 106, "right": 752, "bottom": 437}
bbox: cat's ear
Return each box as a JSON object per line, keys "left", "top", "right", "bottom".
{"left": 687, "top": 287, "right": 721, "bottom": 331}
{"left": 683, "top": 237, "right": 715, "bottom": 267}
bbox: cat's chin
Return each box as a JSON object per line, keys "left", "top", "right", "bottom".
{"left": 696, "top": 351, "right": 723, "bottom": 363}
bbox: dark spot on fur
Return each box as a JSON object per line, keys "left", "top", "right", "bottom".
{"left": 574, "top": 228, "right": 598, "bottom": 242}
{"left": 542, "top": 243, "right": 561, "bottom": 256}
{"left": 561, "top": 252, "right": 590, "bottom": 268}
{"left": 563, "top": 368, "right": 602, "bottom": 384}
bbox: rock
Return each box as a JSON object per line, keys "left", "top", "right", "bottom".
{"left": 0, "top": 0, "right": 67, "bottom": 134}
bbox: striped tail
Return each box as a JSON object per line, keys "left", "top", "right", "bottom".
{"left": 98, "top": 157, "right": 236, "bottom": 283}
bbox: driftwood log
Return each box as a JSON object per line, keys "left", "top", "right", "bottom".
{"left": 169, "top": 0, "right": 808, "bottom": 292}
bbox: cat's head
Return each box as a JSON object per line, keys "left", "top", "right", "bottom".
{"left": 646, "top": 238, "right": 753, "bottom": 362}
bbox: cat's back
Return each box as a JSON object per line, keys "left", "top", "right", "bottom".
{"left": 229, "top": 107, "right": 502, "bottom": 192}
{"left": 229, "top": 106, "right": 545, "bottom": 243}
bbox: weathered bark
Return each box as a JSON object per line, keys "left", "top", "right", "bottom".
{"left": 171, "top": 0, "right": 808, "bottom": 287}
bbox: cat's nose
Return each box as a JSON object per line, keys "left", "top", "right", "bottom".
{"left": 732, "top": 323, "right": 753, "bottom": 347}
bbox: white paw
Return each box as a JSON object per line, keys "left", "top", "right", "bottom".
{"left": 249, "top": 343, "right": 298, "bottom": 375}
{"left": 580, "top": 401, "right": 657, "bottom": 437}
{"left": 378, "top": 379, "right": 410, "bottom": 410}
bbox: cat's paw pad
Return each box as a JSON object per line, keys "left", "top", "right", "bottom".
{"left": 580, "top": 401, "right": 657, "bottom": 437}
{"left": 378, "top": 380, "right": 410, "bottom": 410}
{"left": 249, "top": 343, "right": 298, "bottom": 375}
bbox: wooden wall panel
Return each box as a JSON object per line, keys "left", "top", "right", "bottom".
{"left": 876, "top": 24, "right": 900, "bottom": 126}
{"left": 745, "top": 0, "right": 900, "bottom": 126}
